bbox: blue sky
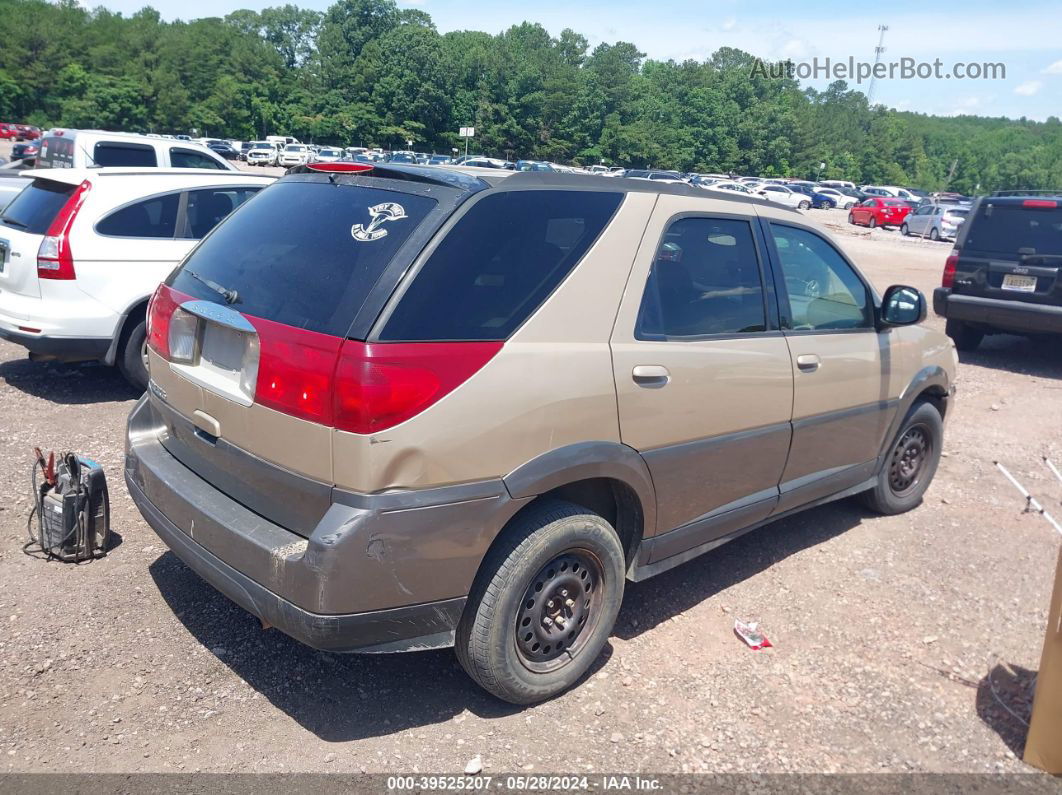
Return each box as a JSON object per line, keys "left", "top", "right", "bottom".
{"left": 92, "top": 0, "right": 1062, "bottom": 121}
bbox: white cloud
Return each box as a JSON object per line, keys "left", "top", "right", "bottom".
{"left": 1015, "top": 80, "right": 1042, "bottom": 96}
{"left": 1043, "top": 59, "right": 1062, "bottom": 75}
{"left": 721, "top": 16, "right": 737, "bottom": 32}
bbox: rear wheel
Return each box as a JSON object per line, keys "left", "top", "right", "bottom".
{"left": 862, "top": 401, "right": 943, "bottom": 515}
{"left": 929, "top": 227, "right": 940, "bottom": 241}
{"left": 455, "top": 500, "right": 625, "bottom": 704}
{"left": 868, "top": 216, "right": 877, "bottom": 229}
{"left": 798, "top": 200, "right": 811, "bottom": 210}
{"left": 945, "top": 319, "right": 984, "bottom": 351}
{"left": 117, "top": 319, "right": 148, "bottom": 391}
{"left": 848, "top": 212, "right": 856, "bottom": 225}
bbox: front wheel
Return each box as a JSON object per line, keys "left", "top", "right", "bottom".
{"left": 455, "top": 500, "right": 625, "bottom": 704}
{"left": 862, "top": 401, "right": 943, "bottom": 515}
{"left": 900, "top": 223, "right": 909, "bottom": 236}
{"left": 848, "top": 212, "right": 856, "bottom": 225}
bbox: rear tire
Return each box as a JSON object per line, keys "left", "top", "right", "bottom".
{"left": 862, "top": 401, "right": 943, "bottom": 515}
{"left": 868, "top": 217, "right": 877, "bottom": 229}
{"left": 929, "top": 227, "right": 940, "bottom": 241}
{"left": 945, "top": 319, "right": 984, "bottom": 351}
{"left": 117, "top": 319, "right": 149, "bottom": 392}
{"left": 455, "top": 500, "right": 625, "bottom": 704}
{"left": 848, "top": 212, "right": 856, "bottom": 225}
{"left": 798, "top": 200, "right": 810, "bottom": 210}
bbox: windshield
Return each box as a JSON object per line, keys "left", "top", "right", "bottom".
{"left": 168, "top": 180, "right": 438, "bottom": 336}
{"left": 284, "top": 145, "right": 303, "bottom": 152}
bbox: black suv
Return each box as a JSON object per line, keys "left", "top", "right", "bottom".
{"left": 934, "top": 192, "right": 1062, "bottom": 350}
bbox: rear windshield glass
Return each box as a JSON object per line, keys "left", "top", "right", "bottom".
{"left": 380, "top": 189, "right": 622, "bottom": 341}
{"left": 168, "top": 181, "right": 436, "bottom": 337}
{"left": 965, "top": 203, "right": 1062, "bottom": 255}
{"left": 37, "top": 136, "right": 74, "bottom": 168}
{"left": 0, "top": 179, "right": 75, "bottom": 234}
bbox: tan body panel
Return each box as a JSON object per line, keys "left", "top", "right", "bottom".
{"left": 332, "top": 191, "right": 658, "bottom": 493}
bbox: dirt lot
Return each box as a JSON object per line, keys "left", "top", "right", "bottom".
{"left": 1, "top": 156, "right": 1061, "bottom": 777}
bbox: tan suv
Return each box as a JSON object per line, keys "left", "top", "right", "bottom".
{"left": 125, "top": 162, "right": 957, "bottom": 703}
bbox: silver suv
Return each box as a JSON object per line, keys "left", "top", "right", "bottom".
{"left": 126, "top": 162, "right": 957, "bottom": 703}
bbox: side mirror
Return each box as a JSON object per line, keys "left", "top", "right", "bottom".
{"left": 879, "top": 284, "right": 926, "bottom": 327}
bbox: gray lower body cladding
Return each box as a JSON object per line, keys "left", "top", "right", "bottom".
{"left": 124, "top": 394, "right": 528, "bottom": 652}
{"left": 934, "top": 288, "right": 1062, "bottom": 335}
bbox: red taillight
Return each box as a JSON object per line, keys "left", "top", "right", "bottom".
{"left": 333, "top": 341, "right": 503, "bottom": 434}
{"left": 251, "top": 316, "right": 344, "bottom": 425}
{"left": 146, "top": 284, "right": 192, "bottom": 359}
{"left": 37, "top": 179, "right": 91, "bottom": 280}
{"left": 1023, "top": 199, "right": 1058, "bottom": 208}
{"left": 942, "top": 248, "right": 959, "bottom": 288}
{"left": 306, "top": 162, "right": 374, "bottom": 173}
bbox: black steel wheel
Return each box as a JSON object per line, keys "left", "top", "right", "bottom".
{"left": 862, "top": 401, "right": 943, "bottom": 515}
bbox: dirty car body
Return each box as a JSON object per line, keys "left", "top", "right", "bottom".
{"left": 126, "top": 163, "right": 957, "bottom": 701}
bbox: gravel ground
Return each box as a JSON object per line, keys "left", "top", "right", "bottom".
{"left": 1, "top": 155, "right": 1061, "bottom": 777}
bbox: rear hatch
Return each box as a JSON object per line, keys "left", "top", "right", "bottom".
{"left": 953, "top": 197, "right": 1062, "bottom": 306}
{"left": 145, "top": 165, "right": 486, "bottom": 535}
{"left": 0, "top": 174, "right": 83, "bottom": 304}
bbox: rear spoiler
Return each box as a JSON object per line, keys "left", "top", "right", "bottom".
{"left": 285, "top": 162, "right": 491, "bottom": 191}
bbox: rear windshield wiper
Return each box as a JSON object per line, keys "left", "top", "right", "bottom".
{"left": 184, "top": 270, "right": 240, "bottom": 304}
{"left": 0, "top": 215, "right": 27, "bottom": 229}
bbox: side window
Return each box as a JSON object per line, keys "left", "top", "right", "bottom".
{"left": 770, "top": 224, "right": 871, "bottom": 331}
{"left": 183, "top": 187, "right": 260, "bottom": 239}
{"left": 380, "top": 190, "right": 622, "bottom": 341}
{"left": 97, "top": 193, "right": 179, "bottom": 238}
{"left": 171, "top": 148, "right": 225, "bottom": 169}
{"left": 93, "top": 142, "right": 157, "bottom": 167}
{"left": 636, "top": 217, "right": 767, "bottom": 339}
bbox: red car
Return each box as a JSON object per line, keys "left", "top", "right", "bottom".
{"left": 0, "top": 123, "right": 15, "bottom": 140}
{"left": 848, "top": 197, "right": 912, "bottom": 229}
{"left": 14, "top": 124, "right": 41, "bottom": 141}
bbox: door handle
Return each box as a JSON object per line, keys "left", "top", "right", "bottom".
{"left": 632, "top": 365, "right": 670, "bottom": 388}
{"left": 796, "top": 354, "right": 820, "bottom": 372}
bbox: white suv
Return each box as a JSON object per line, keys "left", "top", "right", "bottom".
{"left": 246, "top": 142, "right": 279, "bottom": 167}
{"left": 278, "top": 144, "right": 312, "bottom": 167}
{"left": 0, "top": 168, "right": 273, "bottom": 388}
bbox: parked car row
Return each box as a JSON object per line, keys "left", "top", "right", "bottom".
{"left": 0, "top": 123, "right": 42, "bottom": 141}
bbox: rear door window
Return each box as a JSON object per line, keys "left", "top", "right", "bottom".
{"left": 964, "top": 202, "right": 1062, "bottom": 256}
{"left": 380, "top": 190, "right": 622, "bottom": 341}
{"left": 171, "top": 148, "right": 226, "bottom": 169}
{"left": 168, "top": 180, "right": 437, "bottom": 336}
{"left": 183, "top": 187, "right": 260, "bottom": 239}
{"left": 0, "top": 179, "right": 75, "bottom": 234}
{"left": 637, "top": 217, "right": 767, "bottom": 338}
{"left": 94, "top": 142, "right": 157, "bottom": 167}
{"left": 37, "top": 136, "right": 74, "bottom": 168}
{"left": 97, "top": 193, "right": 179, "bottom": 238}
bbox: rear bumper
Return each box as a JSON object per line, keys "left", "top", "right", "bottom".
{"left": 933, "top": 289, "right": 1062, "bottom": 334}
{"left": 125, "top": 394, "right": 524, "bottom": 652}
{"left": 0, "top": 324, "right": 110, "bottom": 359}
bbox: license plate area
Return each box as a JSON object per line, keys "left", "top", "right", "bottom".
{"left": 168, "top": 300, "right": 259, "bottom": 406}
{"left": 0, "top": 239, "right": 8, "bottom": 274}
{"left": 1001, "top": 274, "right": 1037, "bottom": 292}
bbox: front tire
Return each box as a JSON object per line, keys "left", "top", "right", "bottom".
{"left": 455, "top": 500, "right": 625, "bottom": 704}
{"left": 848, "top": 212, "right": 856, "bottom": 225}
{"left": 862, "top": 401, "right": 943, "bottom": 515}
{"left": 945, "top": 318, "right": 984, "bottom": 351}
{"left": 900, "top": 223, "right": 909, "bottom": 236}
{"left": 117, "top": 319, "right": 149, "bottom": 391}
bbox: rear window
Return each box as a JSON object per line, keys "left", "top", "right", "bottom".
{"left": 965, "top": 202, "right": 1062, "bottom": 255}
{"left": 380, "top": 190, "right": 622, "bottom": 341}
{"left": 97, "top": 193, "right": 179, "bottom": 238}
{"left": 37, "top": 136, "right": 74, "bottom": 168}
{"left": 171, "top": 148, "right": 225, "bottom": 169}
{"left": 94, "top": 142, "right": 157, "bottom": 167}
{"left": 168, "top": 181, "right": 436, "bottom": 337}
{"left": 0, "top": 179, "right": 75, "bottom": 234}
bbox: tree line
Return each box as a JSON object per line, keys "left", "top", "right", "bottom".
{"left": 2, "top": 0, "right": 1060, "bottom": 193}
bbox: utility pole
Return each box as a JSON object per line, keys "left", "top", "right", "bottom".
{"left": 867, "top": 24, "right": 888, "bottom": 106}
